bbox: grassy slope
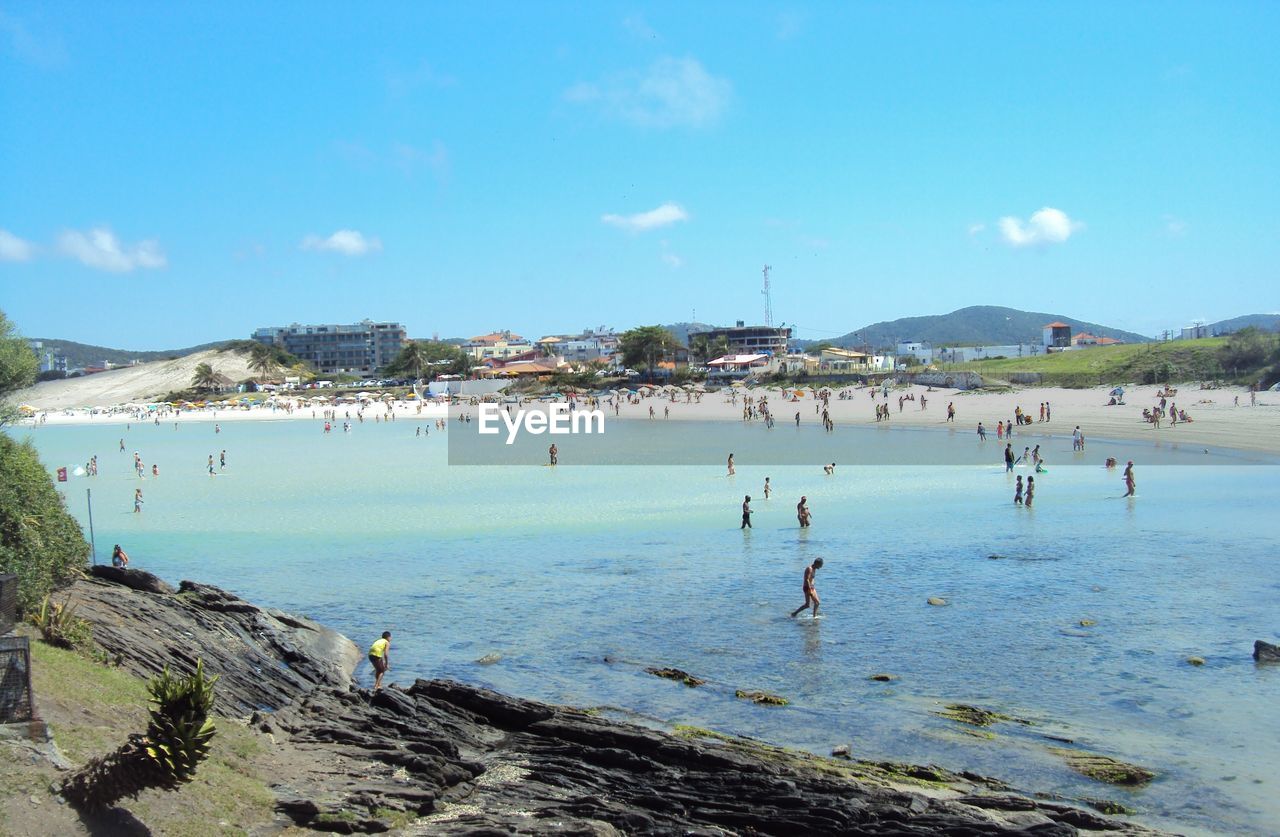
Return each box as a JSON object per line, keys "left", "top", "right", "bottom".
{"left": 940, "top": 338, "right": 1229, "bottom": 386}
{"left": 0, "top": 632, "right": 276, "bottom": 837}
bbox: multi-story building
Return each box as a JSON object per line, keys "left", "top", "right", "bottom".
{"left": 701, "top": 322, "right": 791, "bottom": 356}
{"left": 461, "top": 330, "right": 534, "bottom": 361}
{"left": 252, "top": 320, "right": 406, "bottom": 375}
{"left": 536, "top": 327, "right": 620, "bottom": 364}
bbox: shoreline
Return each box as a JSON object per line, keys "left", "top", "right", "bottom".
{"left": 16, "top": 381, "right": 1278, "bottom": 457}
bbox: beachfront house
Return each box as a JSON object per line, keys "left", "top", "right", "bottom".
{"left": 1042, "top": 322, "right": 1073, "bottom": 351}
{"left": 818, "top": 347, "right": 871, "bottom": 372}
{"left": 1071, "top": 332, "right": 1123, "bottom": 347}
{"left": 707, "top": 353, "right": 773, "bottom": 380}
{"left": 462, "top": 331, "right": 535, "bottom": 361}
{"left": 896, "top": 340, "right": 933, "bottom": 364}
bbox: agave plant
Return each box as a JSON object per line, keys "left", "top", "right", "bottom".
{"left": 62, "top": 660, "right": 218, "bottom": 811}
{"left": 27, "top": 595, "right": 92, "bottom": 649}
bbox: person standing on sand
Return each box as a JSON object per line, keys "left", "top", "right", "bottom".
{"left": 790, "top": 558, "right": 824, "bottom": 618}
{"left": 797, "top": 496, "right": 811, "bottom": 527}
{"left": 1123, "top": 461, "right": 1136, "bottom": 497}
{"left": 727, "top": 453, "right": 735, "bottom": 476}
{"left": 1046, "top": 402, "right": 1051, "bottom": 422}
{"left": 368, "top": 631, "right": 391, "bottom": 691}
{"left": 1025, "top": 476, "right": 1035, "bottom": 508}
{"left": 946, "top": 402, "right": 955, "bottom": 422}
{"left": 741, "top": 495, "right": 753, "bottom": 529}
{"left": 549, "top": 443, "right": 558, "bottom": 466}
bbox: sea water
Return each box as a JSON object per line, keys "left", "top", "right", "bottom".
{"left": 13, "top": 416, "right": 1280, "bottom": 835}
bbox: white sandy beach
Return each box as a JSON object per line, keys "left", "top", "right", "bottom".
{"left": 10, "top": 354, "right": 1278, "bottom": 456}
{"left": 603, "top": 383, "right": 1280, "bottom": 456}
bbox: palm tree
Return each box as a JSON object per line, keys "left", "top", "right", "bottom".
{"left": 389, "top": 341, "right": 431, "bottom": 381}
{"left": 191, "top": 362, "right": 219, "bottom": 392}
{"left": 61, "top": 661, "right": 218, "bottom": 812}
{"left": 247, "top": 343, "right": 279, "bottom": 381}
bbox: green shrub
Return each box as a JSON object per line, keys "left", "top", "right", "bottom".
{"left": 0, "top": 433, "right": 90, "bottom": 613}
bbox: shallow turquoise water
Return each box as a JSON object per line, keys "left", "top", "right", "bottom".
{"left": 14, "top": 417, "right": 1280, "bottom": 835}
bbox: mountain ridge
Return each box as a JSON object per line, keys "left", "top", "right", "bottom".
{"left": 817, "top": 306, "right": 1152, "bottom": 349}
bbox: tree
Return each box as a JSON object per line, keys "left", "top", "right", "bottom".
{"left": 385, "top": 341, "right": 469, "bottom": 379}
{"left": 247, "top": 343, "right": 280, "bottom": 381}
{"left": 191, "top": 362, "right": 220, "bottom": 392}
{"left": 288, "top": 361, "right": 316, "bottom": 384}
{"left": 620, "top": 326, "right": 678, "bottom": 378}
{"left": 0, "top": 435, "right": 91, "bottom": 613}
{"left": 62, "top": 661, "right": 218, "bottom": 812}
{"left": 0, "top": 308, "right": 90, "bottom": 613}
{"left": 690, "top": 333, "right": 730, "bottom": 363}
{"left": 0, "top": 309, "right": 39, "bottom": 425}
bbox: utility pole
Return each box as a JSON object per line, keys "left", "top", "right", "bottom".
{"left": 761, "top": 265, "right": 773, "bottom": 328}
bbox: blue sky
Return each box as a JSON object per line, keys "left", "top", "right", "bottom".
{"left": 2, "top": 2, "right": 1277, "bottom": 349}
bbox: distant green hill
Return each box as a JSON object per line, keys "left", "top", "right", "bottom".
{"left": 829, "top": 306, "right": 1151, "bottom": 349}
{"left": 27, "top": 338, "right": 232, "bottom": 369}
{"left": 1207, "top": 314, "right": 1280, "bottom": 334}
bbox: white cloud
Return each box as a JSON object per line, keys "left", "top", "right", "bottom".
{"left": 300, "top": 229, "right": 382, "bottom": 256}
{"left": 967, "top": 222, "right": 986, "bottom": 236}
{"left": 997, "top": 207, "right": 1081, "bottom": 247}
{"left": 58, "top": 227, "right": 166, "bottom": 272}
{"left": 1164, "top": 215, "right": 1188, "bottom": 237}
{"left": 0, "top": 229, "right": 35, "bottom": 262}
{"left": 602, "top": 202, "right": 689, "bottom": 233}
{"left": 565, "top": 56, "right": 731, "bottom": 129}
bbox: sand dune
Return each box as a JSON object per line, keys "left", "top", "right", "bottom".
{"left": 13, "top": 349, "right": 256, "bottom": 410}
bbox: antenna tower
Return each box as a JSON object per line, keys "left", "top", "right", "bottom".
{"left": 761, "top": 265, "right": 773, "bottom": 327}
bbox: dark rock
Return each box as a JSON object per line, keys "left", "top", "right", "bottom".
{"left": 88, "top": 565, "right": 174, "bottom": 594}
{"left": 1254, "top": 640, "right": 1280, "bottom": 663}
{"left": 869, "top": 673, "right": 898, "bottom": 682}
{"left": 831, "top": 744, "right": 851, "bottom": 759}
{"left": 936, "top": 704, "right": 1031, "bottom": 728}
{"left": 734, "top": 689, "right": 789, "bottom": 705}
{"left": 65, "top": 574, "right": 1160, "bottom": 835}
{"left": 645, "top": 667, "right": 706, "bottom": 687}
{"left": 63, "top": 576, "right": 358, "bottom": 715}
{"left": 1049, "top": 748, "right": 1156, "bottom": 786}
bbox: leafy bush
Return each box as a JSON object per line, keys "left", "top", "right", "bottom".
{"left": 0, "top": 434, "right": 90, "bottom": 613}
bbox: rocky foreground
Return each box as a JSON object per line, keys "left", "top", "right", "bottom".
{"left": 59, "top": 568, "right": 1164, "bottom": 835}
